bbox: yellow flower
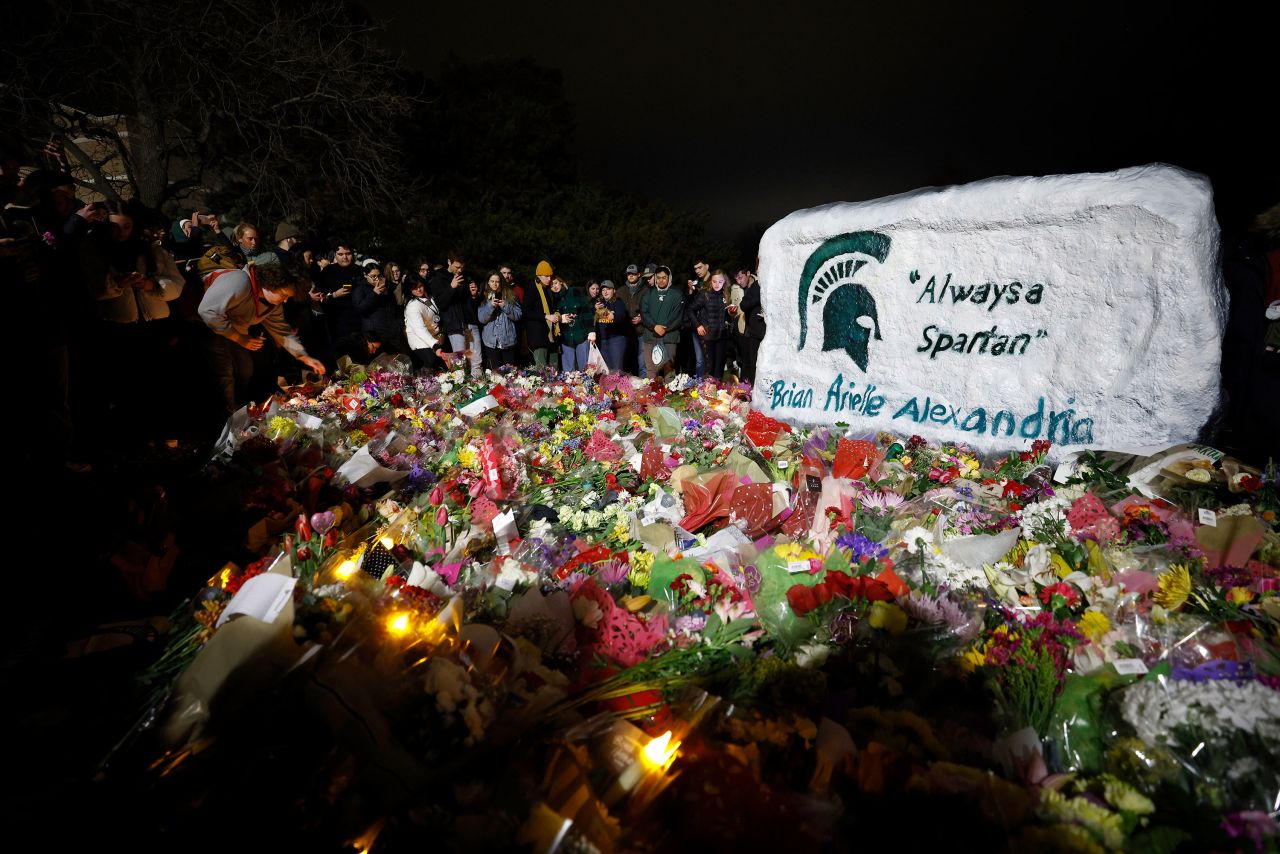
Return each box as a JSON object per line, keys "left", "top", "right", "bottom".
{"left": 1153, "top": 564, "right": 1191, "bottom": 610}
{"left": 899, "top": 455, "right": 913, "bottom": 467}
{"left": 457, "top": 446, "right": 480, "bottom": 470}
{"left": 1004, "top": 539, "right": 1034, "bottom": 568}
{"left": 868, "top": 601, "right": 908, "bottom": 634}
{"left": 1078, "top": 610, "right": 1111, "bottom": 643}
{"left": 775, "top": 543, "right": 819, "bottom": 562}
{"left": 1102, "top": 778, "right": 1154, "bottom": 815}
{"left": 1228, "top": 587, "right": 1254, "bottom": 605}
{"left": 690, "top": 390, "right": 699, "bottom": 398}
{"left": 960, "top": 648, "right": 986, "bottom": 672}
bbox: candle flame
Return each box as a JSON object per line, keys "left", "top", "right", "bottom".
{"left": 387, "top": 612, "right": 410, "bottom": 635}
{"left": 641, "top": 731, "right": 679, "bottom": 769}
{"left": 335, "top": 558, "right": 359, "bottom": 580}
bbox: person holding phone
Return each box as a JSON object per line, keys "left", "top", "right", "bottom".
{"left": 319, "top": 241, "right": 361, "bottom": 341}
{"left": 554, "top": 279, "right": 595, "bottom": 372}
{"left": 522, "top": 260, "right": 559, "bottom": 370}
{"left": 429, "top": 249, "right": 483, "bottom": 378}
{"left": 595, "top": 280, "right": 629, "bottom": 371}
{"left": 477, "top": 271, "right": 523, "bottom": 369}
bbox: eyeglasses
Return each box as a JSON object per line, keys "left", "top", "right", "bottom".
{"left": 368, "top": 274, "right": 384, "bottom": 281}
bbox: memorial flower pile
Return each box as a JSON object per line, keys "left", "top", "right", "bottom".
{"left": 124, "top": 359, "right": 1280, "bottom": 852}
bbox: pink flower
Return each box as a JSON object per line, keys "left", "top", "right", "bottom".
{"left": 435, "top": 506, "right": 449, "bottom": 527}
{"left": 428, "top": 486, "right": 444, "bottom": 506}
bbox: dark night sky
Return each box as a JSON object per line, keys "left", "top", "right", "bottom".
{"left": 363, "top": 0, "right": 1274, "bottom": 237}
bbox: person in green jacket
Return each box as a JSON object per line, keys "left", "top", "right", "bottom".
{"left": 639, "top": 265, "right": 684, "bottom": 379}
{"left": 555, "top": 282, "right": 595, "bottom": 371}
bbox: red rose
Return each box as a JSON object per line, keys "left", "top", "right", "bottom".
{"left": 787, "top": 584, "right": 819, "bottom": 616}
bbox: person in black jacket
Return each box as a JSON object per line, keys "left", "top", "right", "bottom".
{"left": 691, "top": 269, "right": 732, "bottom": 381}
{"left": 429, "top": 250, "right": 482, "bottom": 378}
{"left": 735, "top": 268, "right": 766, "bottom": 385}
{"left": 521, "top": 259, "right": 560, "bottom": 369}
{"left": 319, "top": 242, "right": 361, "bottom": 342}
{"left": 352, "top": 263, "right": 405, "bottom": 354}
{"left": 595, "top": 280, "right": 630, "bottom": 371}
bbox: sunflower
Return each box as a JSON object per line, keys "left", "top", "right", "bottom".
{"left": 1153, "top": 564, "right": 1192, "bottom": 610}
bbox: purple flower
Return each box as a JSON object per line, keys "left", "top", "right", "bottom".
{"left": 674, "top": 613, "right": 706, "bottom": 633}
{"left": 835, "top": 532, "right": 888, "bottom": 561}
{"left": 902, "top": 591, "right": 970, "bottom": 634}
{"left": 1221, "top": 812, "right": 1278, "bottom": 852}
{"left": 597, "top": 560, "right": 629, "bottom": 586}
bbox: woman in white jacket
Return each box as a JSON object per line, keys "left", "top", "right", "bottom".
{"left": 404, "top": 277, "right": 447, "bottom": 373}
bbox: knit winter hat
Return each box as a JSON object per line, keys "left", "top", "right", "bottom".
{"left": 274, "top": 222, "right": 301, "bottom": 242}
{"left": 535, "top": 260, "right": 553, "bottom": 277}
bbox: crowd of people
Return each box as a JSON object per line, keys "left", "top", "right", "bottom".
{"left": 286, "top": 250, "right": 768, "bottom": 387}
{"left": 0, "top": 139, "right": 766, "bottom": 470}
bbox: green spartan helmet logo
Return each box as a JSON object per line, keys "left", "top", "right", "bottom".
{"left": 796, "top": 231, "right": 892, "bottom": 372}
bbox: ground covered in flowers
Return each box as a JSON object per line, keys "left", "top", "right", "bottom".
{"left": 118, "top": 357, "right": 1280, "bottom": 853}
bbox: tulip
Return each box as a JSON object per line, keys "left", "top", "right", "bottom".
{"left": 435, "top": 506, "right": 450, "bottom": 527}
{"left": 428, "top": 486, "right": 444, "bottom": 506}
{"left": 296, "top": 546, "right": 312, "bottom": 561}
{"left": 295, "top": 513, "right": 313, "bottom": 540}
{"left": 324, "top": 529, "right": 340, "bottom": 549}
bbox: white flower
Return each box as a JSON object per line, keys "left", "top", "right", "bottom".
{"left": 580, "top": 491, "right": 599, "bottom": 508}
{"left": 794, "top": 643, "right": 831, "bottom": 668}
{"left": 1019, "top": 543, "right": 1058, "bottom": 587}
{"left": 901, "top": 526, "right": 934, "bottom": 552}
{"left": 1119, "top": 679, "right": 1280, "bottom": 746}
{"left": 494, "top": 556, "right": 538, "bottom": 591}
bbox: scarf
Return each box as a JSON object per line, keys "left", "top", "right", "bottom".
{"left": 537, "top": 282, "right": 558, "bottom": 338}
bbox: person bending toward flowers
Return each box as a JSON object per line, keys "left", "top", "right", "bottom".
{"left": 199, "top": 263, "right": 325, "bottom": 413}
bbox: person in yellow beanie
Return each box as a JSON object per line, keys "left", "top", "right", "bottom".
{"left": 522, "top": 260, "right": 560, "bottom": 368}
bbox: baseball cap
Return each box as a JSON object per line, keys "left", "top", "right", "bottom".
{"left": 625, "top": 264, "right": 639, "bottom": 274}
{"left": 642, "top": 263, "right": 657, "bottom": 278}
{"left": 601, "top": 279, "right": 616, "bottom": 290}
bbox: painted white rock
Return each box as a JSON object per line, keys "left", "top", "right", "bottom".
{"left": 753, "top": 164, "right": 1227, "bottom": 455}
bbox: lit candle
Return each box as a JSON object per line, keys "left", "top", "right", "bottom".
{"left": 603, "top": 730, "right": 679, "bottom": 806}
